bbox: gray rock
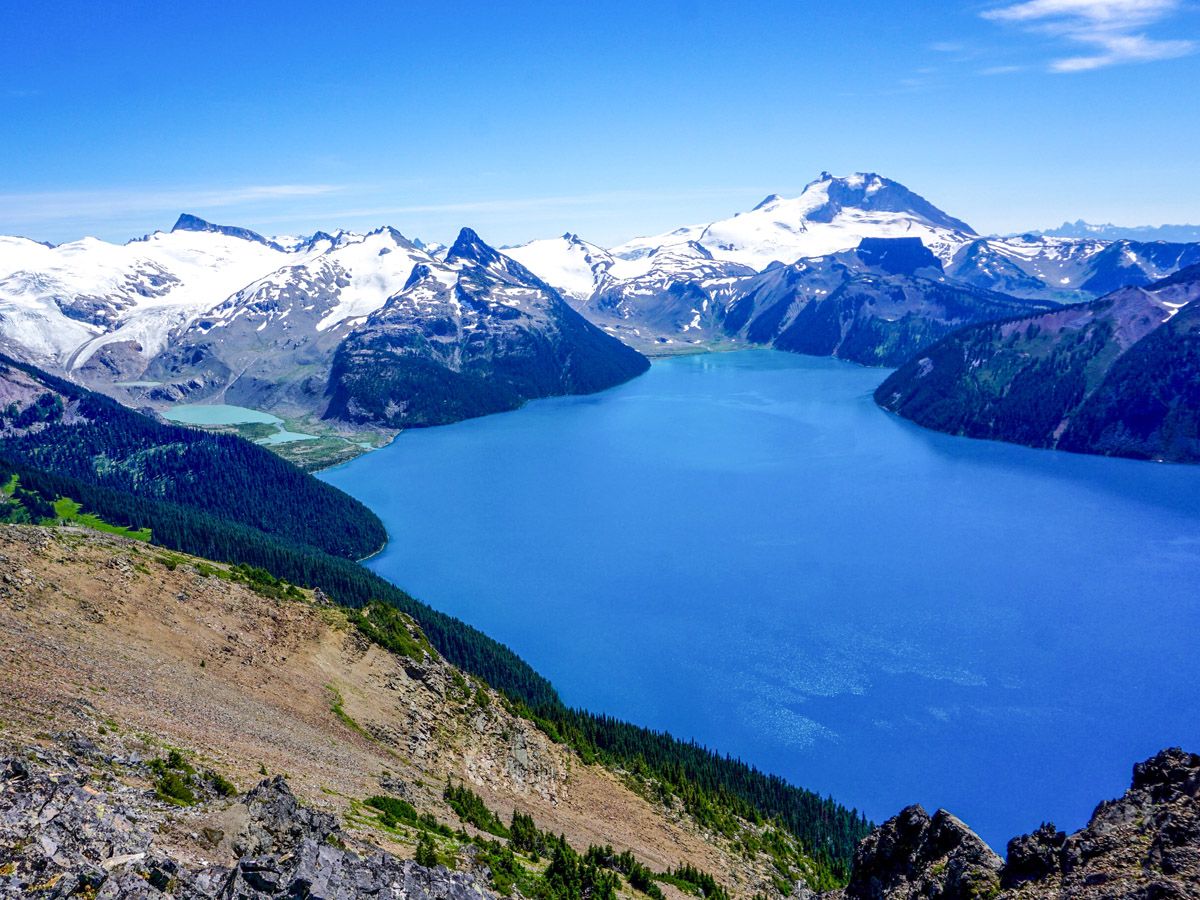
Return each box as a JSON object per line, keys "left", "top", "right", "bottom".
{"left": 0, "top": 749, "right": 497, "bottom": 900}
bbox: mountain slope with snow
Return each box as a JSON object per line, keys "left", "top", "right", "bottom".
{"left": 611, "top": 172, "right": 977, "bottom": 271}
{"left": 503, "top": 233, "right": 617, "bottom": 301}
{"left": 0, "top": 216, "right": 314, "bottom": 379}
{"left": 325, "top": 228, "right": 649, "bottom": 427}
{"left": 720, "top": 238, "right": 1052, "bottom": 366}
{"left": 140, "top": 226, "right": 436, "bottom": 410}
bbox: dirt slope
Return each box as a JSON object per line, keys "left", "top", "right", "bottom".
{"left": 0, "top": 524, "right": 804, "bottom": 897}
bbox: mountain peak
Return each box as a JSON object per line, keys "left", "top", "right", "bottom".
{"left": 752, "top": 194, "right": 783, "bottom": 211}
{"left": 446, "top": 227, "right": 505, "bottom": 267}
{"left": 170, "top": 214, "right": 282, "bottom": 249}
{"left": 797, "top": 173, "right": 976, "bottom": 234}
{"left": 650, "top": 240, "right": 715, "bottom": 263}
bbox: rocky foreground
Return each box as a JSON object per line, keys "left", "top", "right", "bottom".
{"left": 832, "top": 748, "right": 1200, "bottom": 900}
{"left": 4, "top": 741, "right": 1198, "bottom": 900}
{"left": 1, "top": 739, "right": 492, "bottom": 899}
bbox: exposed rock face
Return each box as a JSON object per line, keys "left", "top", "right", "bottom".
{"left": 0, "top": 746, "right": 495, "bottom": 900}
{"left": 841, "top": 805, "right": 1001, "bottom": 900}
{"left": 999, "top": 748, "right": 1200, "bottom": 899}
{"left": 832, "top": 748, "right": 1200, "bottom": 900}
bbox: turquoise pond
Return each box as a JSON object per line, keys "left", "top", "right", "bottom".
{"left": 319, "top": 350, "right": 1200, "bottom": 847}
{"left": 162, "top": 404, "right": 317, "bottom": 444}
{"left": 162, "top": 404, "right": 282, "bottom": 425}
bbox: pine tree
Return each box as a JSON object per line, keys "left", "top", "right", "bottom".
{"left": 415, "top": 832, "right": 439, "bottom": 868}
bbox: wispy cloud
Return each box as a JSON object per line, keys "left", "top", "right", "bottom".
{"left": 0, "top": 183, "right": 343, "bottom": 222}
{"left": 982, "top": 0, "right": 1195, "bottom": 71}
{"left": 311, "top": 188, "right": 759, "bottom": 225}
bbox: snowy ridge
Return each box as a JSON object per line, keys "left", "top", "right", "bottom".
{"left": 503, "top": 233, "right": 617, "bottom": 300}
{"left": 606, "top": 172, "right": 977, "bottom": 271}
{"left": 2, "top": 173, "right": 1199, "bottom": 399}
{"left": 0, "top": 226, "right": 301, "bottom": 368}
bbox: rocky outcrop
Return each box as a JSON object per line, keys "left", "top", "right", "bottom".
{"left": 0, "top": 746, "right": 494, "bottom": 900}
{"left": 997, "top": 747, "right": 1200, "bottom": 899}
{"left": 841, "top": 805, "right": 1001, "bottom": 900}
{"left": 832, "top": 748, "right": 1200, "bottom": 900}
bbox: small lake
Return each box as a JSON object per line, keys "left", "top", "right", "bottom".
{"left": 320, "top": 350, "right": 1200, "bottom": 848}
{"left": 162, "top": 403, "right": 317, "bottom": 444}
{"left": 162, "top": 404, "right": 282, "bottom": 426}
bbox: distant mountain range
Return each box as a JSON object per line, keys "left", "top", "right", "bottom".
{"left": 2, "top": 172, "right": 1198, "bottom": 461}
{"left": 507, "top": 174, "right": 1200, "bottom": 351}
{"left": 0, "top": 216, "right": 647, "bottom": 434}
{"left": 1033, "top": 219, "right": 1200, "bottom": 243}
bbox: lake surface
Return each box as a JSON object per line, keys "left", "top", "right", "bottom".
{"left": 162, "top": 403, "right": 317, "bottom": 444}
{"left": 320, "top": 350, "right": 1200, "bottom": 848}
{"left": 162, "top": 404, "right": 282, "bottom": 425}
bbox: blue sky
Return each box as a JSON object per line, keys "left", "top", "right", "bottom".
{"left": 3, "top": 0, "right": 1198, "bottom": 245}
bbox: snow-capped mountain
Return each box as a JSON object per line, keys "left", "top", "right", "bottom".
{"left": 498, "top": 173, "right": 1200, "bottom": 349}
{"left": 2, "top": 171, "right": 1198, "bottom": 435}
{"left": 503, "top": 233, "right": 617, "bottom": 301}
{"left": 582, "top": 241, "right": 755, "bottom": 346}
{"left": 0, "top": 215, "right": 647, "bottom": 427}
{"left": 609, "top": 172, "right": 977, "bottom": 270}
{"left": 325, "top": 227, "right": 649, "bottom": 427}
{"left": 140, "top": 225, "right": 436, "bottom": 409}
{"left": 944, "top": 235, "right": 1200, "bottom": 301}
{"left": 714, "top": 237, "right": 1052, "bottom": 366}
{"left": 0, "top": 216, "right": 315, "bottom": 375}
{"left": 141, "top": 224, "right": 648, "bottom": 422}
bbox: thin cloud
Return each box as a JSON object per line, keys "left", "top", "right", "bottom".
{"left": 0, "top": 184, "right": 343, "bottom": 222}
{"left": 314, "top": 188, "right": 761, "bottom": 224}
{"left": 982, "top": 0, "right": 1195, "bottom": 71}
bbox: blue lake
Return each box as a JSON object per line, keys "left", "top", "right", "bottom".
{"left": 320, "top": 350, "right": 1200, "bottom": 849}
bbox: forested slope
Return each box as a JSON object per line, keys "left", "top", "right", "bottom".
{"left": 875, "top": 266, "right": 1200, "bottom": 462}
{"left": 0, "top": 352, "right": 385, "bottom": 558}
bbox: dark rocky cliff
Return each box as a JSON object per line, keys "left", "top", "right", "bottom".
{"left": 827, "top": 748, "right": 1200, "bottom": 900}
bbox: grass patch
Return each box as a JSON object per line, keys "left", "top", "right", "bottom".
{"left": 327, "top": 685, "right": 371, "bottom": 739}
{"left": 365, "top": 795, "right": 454, "bottom": 837}
{"left": 46, "top": 496, "right": 151, "bottom": 541}
{"left": 348, "top": 601, "right": 434, "bottom": 663}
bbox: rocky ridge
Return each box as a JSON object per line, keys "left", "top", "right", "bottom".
{"left": 827, "top": 747, "right": 1200, "bottom": 900}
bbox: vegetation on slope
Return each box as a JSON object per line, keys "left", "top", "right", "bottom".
{"left": 875, "top": 268, "right": 1200, "bottom": 462}
{"left": 369, "top": 780, "right": 747, "bottom": 900}
{"left": 325, "top": 305, "right": 650, "bottom": 429}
